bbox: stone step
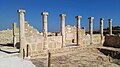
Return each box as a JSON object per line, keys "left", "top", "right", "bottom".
{"left": 0, "top": 46, "right": 19, "bottom": 59}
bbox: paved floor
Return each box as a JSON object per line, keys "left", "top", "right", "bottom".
{"left": 0, "top": 46, "right": 19, "bottom": 58}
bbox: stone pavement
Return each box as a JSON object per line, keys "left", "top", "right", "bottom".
{"left": 0, "top": 46, "right": 36, "bottom": 67}
{"left": 0, "top": 46, "right": 19, "bottom": 58}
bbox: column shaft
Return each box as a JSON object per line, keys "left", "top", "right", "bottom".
{"left": 13, "top": 22, "right": 17, "bottom": 47}
{"left": 41, "top": 12, "right": 48, "bottom": 38}
{"left": 75, "top": 16, "right": 82, "bottom": 46}
{"left": 100, "top": 18, "right": 104, "bottom": 44}
{"left": 60, "top": 14, "right": 66, "bottom": 47}
{"left": 43, "top": 15, "right": 48, "bottom": 38}
{"left": 13, "top": 22, "right": 16, "bottom": 36}
{"left": 41, "top": 12, "right": 48, "bottom": 49}
{"left": 108, "top": 19, "right": 112, "bottom": 35}
{"left": 88, "top": 17, "right": 94, "bottom": 45}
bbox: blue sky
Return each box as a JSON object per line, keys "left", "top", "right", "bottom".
{"left": 0, "top": 0, "right": 120, "bottom": 32}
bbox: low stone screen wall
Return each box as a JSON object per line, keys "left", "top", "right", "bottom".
{"left": 26, "top": 36, "right": 44, "bottom": 51}
{"left": 93, "top": 34, "right": 101, "bottom": 45}
{"left": 104, "top": 35, "right": 120, "bottom": 47}
{"left": 29, "top": 46, "right": 85, "bottom": 58}
{"left": 79, "top": 34, "right": 101, "bottom": 46}
{"left": 47, "top": 36, "right": 62, "bottom": 49}
{"left": 79, "top": 35, "right": 90, "bottom": 46}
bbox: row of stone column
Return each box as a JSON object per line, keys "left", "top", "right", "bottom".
{"left": 16, "top": 9, "right": 113, "bottom": 58}
{"left": 89, "top": 17, "right": 113, "bottom": 44}
{"left": 40, "top": 13, "right": 114, "bottom": 46}
{"left": 100, "top": 18, "right": 113, "bottom": 36}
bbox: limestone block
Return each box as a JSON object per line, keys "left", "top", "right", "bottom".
{"left": 47, "top": 36, "right": 62, "bottom": 49}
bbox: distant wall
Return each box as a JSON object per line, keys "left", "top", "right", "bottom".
{"left": 65, "top": 25, "right": 76, "bottom": 45}
{"left": 104, "top": 35, "right": 120, "bottom": 47}
{"left": 0, "top": 30, "right": 13, "bottom": 44}
{"left": 65, "top": 25, "right": 86, "bottom": 45}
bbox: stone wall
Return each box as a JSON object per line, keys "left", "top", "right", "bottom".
{"left": 93, "top": 34, "right": 101, "bottom": 45}
{"left": 25, "top": 22, "right": 40, "bottom": 37}
{"left": 79, "top": 35, "right": 90, "bottom": 46}
{"left": 26, "top": 36, "right": 44, "bottom": 51}
{"left": 29, "top": 46, "right": 84, "bottom": 58}
{"left": 0, "top": 30, "right": 13, "bottom": 44}
{"left": 0, "top": 22, "right": 102, "bottom": 55}
{"left": 65, "top": 25, "right": 76, "bottom": 44}
{"left": 26, "top": 36, "right": 62, "bottom": 52}
{"left": 27, "top": 33, "right": 101, "bottom": 53}
{"left": 47, "top": 36, "right": 62, "bottom": 49}
{"left": 79, "top": 34, "right": 101, "bottom": 46}
{"left": 104, "top": 35, "right": 120, "bottom": 47}
{"left": 65, "top": 25, "right": 86, "bottom": 45}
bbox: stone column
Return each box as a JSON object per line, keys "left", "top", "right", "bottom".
{"left": 88, "top": 17, "right": 94, "bottom": 45}
{"left": 13, "top": 22, "right": 16, "bottom": 36}
{"left": 108, "top": 19, "right": 112, "bottom": 35}
{"left": 75, "top": 16, "right": 82, "bottom": 45}
{"left": 41, "top": 12, "right": 48, "bottom": 38}
{"left": 41, "top": 12, "right": 48, "bottom": 49}
{"left": 47, "top": 50, "right": 51, "bottom": 67}
{"left": 100, "top": 18, "right": 104, "bottom": 44}
{"left": 82, "top": 27, "right": 86, "bottom": 35}
{"left": 17, "top": 9, "right": 26, "bottom": 58}
{"left": 13, "top": 22, "right": 17, "bottom": 47}
{"left": 60, "top": 14, "right": 66, "bottom": 47}
{"left": 75, "top": 16, "right": 82, "bottom": 29}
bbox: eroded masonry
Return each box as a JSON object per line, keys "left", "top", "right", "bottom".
{"left": 0, "top": 9, "right": 120, "bottom": 59}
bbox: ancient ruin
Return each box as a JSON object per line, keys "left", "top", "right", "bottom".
{"left": 0, "top": 9, "right": 120, "bottom": 67}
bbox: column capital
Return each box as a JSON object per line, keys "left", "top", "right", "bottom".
{"left": 41, "top": 12, "right": 49, "bottom": 16}
{"left": 108, "top": 19, "right": 112, "bottom": 22}
{"left": 13, "top": 22, "right": 16, "bottom": 24}
{"left": 88, "top": 17, "right": 94, "bottom": 23}
{"left": 75, "top": 16, "right": 82, "bottom": 19}
{"left": 17, "top": 9, "right": 26, "bottom": 13}
{"left": 88, "top": 17, "right": 94, "bottom": 20}
{"left": 13, "top": 22, "right": 16, "bottom": 27}
{"left": 100, "top": 18, "right": 104, "bottom": 21}
{"left": 82, "top": 27, "right": 85, "bottom": 29}
{"left": 59, "top": 14, "right": 66, "bottom": 17}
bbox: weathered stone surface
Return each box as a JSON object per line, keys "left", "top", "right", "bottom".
{"left": 104, "top": 35, "right": 120, "bottom": 47}
{"left": 0, "top": 30, "right": 13, "bottom": 44}
{"left": 31, "top": 48, "right": 120, "bottom": 67}
{"left": 47, "top": 36, "right": 62, "bottom": 49}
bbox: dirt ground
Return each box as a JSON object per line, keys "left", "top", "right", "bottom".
{"left": 31, "top": 48, "right": 120, "bottom": 67}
